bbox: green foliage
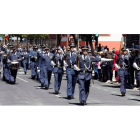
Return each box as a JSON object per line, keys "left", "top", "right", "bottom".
{"left": 9, "top": 34, "right": 49, "bottom": 39}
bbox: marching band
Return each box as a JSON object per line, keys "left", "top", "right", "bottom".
{"left": 0, "top": 42, "right": 140, "bottom": 105}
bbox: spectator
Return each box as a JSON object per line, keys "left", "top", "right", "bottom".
{"left": 101, "top": 45, "right": 104, "bottom": 52}
{"left": 98, "top": 44, "right": 101, "bottom": 52}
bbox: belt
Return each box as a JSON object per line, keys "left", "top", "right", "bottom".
{"left": 80, "top": 70, "right": 92, "bottom": 73}
{"left": 68, "top": 65, "right": 74, "bottom": 69}
{"left": 120, "top": 66, "right": 128, "bottom": 69}
{"left": 55, "top": 65, "right": 62, "bottom": 68}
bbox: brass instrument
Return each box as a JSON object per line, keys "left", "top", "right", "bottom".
{"left": 3, "top": 52, "right": 9, "bottom": 60}
{"left": 34, "top": 56, "right": 37, "bottom": 61}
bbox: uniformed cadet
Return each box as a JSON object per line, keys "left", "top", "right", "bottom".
{"left": 30, "top": 46, "right": 38, "bottom": 79}
{"left": 77, "top": 45, "right": 100, "bottom": 105}
{"left": 133, "top": 47, "right": 140, "bottom": 94}
{"left": 65, "top": 43, "right": 78, "bottom": 99}
{"left": 17, "top": 45, "right": 23, "bottom": 68}
{"left": 2, "top": 45, "right": 8, "bottom": 80}
{"left": 115, "top": 47, "right": 131, "bottom": 96}
{"left": 22, "top": 48, "right": 29, "bottom": 74}
{"left": 37, "top": 45, "right": 46, "bottom": 83}
{"left": 50, "top": 45, "right": 56, "bottom": 54}
{"left": 77, "top": 45, "right": 113, "bottom": 105}
{"left": 40, "top": 46, "right": 54, "bottom": 89}
{"left": 28, "top": 45, "right": 33, "bottom": 69}
{"left": 7, "top": 46, "right": 21, "bottom": 84}
{"left": 5, "top": 44, "right": 13, "bottom": 82}
{"left": 0, "top": 45, "right": 4, "bottom": 75}
{"left": 88, "top": 49, "right": 92, "bottom": 56}
{"left": 53, "top": 46, "right": 66, "bottom": 94}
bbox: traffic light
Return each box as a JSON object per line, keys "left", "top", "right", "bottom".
{"left": 95, "top": 34, "right": 99, "bottom": 37}
{"left": 91, "top": 36, "right": 95, "bottom": 42}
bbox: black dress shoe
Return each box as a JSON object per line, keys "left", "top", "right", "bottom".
{"left": 121, "top": 92, "right": 125, "bottom": 96}
{"left": 71, "top": 97, "right": 75, "bottom": 99}
{"left": 84, "top": 101, "right": 87, "bottom": 105}
{"left": 25, "top": 72, "right": 26, "bottom": 74}
{"left": 80, "top": 100, "right": 85, "bottom": 105}
{"left": 41, "top": 84, "right": 44, "bottom": 87}
{"left": 55, "top": 91, "right": 59, "bottom": 94}
{"left": 45, "top": 86, "right": 48, "bottom": 90}
{"left": 67, "top": 95, "right": 71, "bottom": 99}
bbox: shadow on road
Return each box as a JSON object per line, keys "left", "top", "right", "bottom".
{"left": 111, "top": 94, "right": 123, "bottom": 97}
{"left": 130, "top": 94, "right": 140, "bottom": 97}
{"left": 35, "top": 86, "right": 53, "bottom": 90}
{"left": 49, "top": 92, "right": 60, "bottom": 95}
{"left": 129, "top": 99, "right": 140, "bottom": 102}
{"left": 69, "top": 102, "right": 104, "bottom": 106}
{"left": 59, "top": 97, "right": 71, "bottom": 100}
{"left": 102, "top": 85, "right": 120, "bottom": 88}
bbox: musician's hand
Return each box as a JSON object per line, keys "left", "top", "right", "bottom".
{"left": 8, "top": 60, "right": 11, "bottom": 63}
{"left": 92, "top": 56, "right": 95, "bottom": 59}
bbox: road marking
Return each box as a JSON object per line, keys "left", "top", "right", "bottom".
{"left": 103, "top": 89, "right": 108, "bottom": 91}
{"left": 36, "top": 87, "right": 42, "bottom": 89}
{"left": 55, "top": 95, "right": 61, "bottom": 98}
{"left": 128, "top": 96, "right": 135, "bottom": 99}
{"left": 18, "top": 72, "right": 29, "bottom": 74}
{"left": 96, "top": 87, "right": 101, "bottom": 89}
{"left": 87, "top": 101, "right": 92, "bottom": 103}
{"left": 17, "top": 77, "right": 28, "bottom": 83}
{"left": 111, "top": 91, "right": 116, "bottom": 93}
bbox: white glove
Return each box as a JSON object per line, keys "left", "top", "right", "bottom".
{"left": 101, "top": 58, "right": 113, "bottom": 62}
{"left": 37, "top": 69, "right": 40, "bottom": 73}
{"left": 133, "top": 62, "right": 140, "bottom": 70}
{"left": 115, "top": 64, "right": 120, "bottom": 69}
{"left": 126, "top": 49, "right": 130, "bottom": 53}
{"left": 63, "top": 60, "right": 68, "bottom": 67}
{"left": 22, "top": 57, "right": 24, "bottom": 59}
{"left": 74, "top": 64, "right": 80, "bottom": 71}
{"left": 63, "top": 66, "right": 66, "bottom": 71}
{"left": 51, "top": 61, "right": 56, "bottom": 66}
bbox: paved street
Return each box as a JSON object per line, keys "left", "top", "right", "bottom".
{"left": 0, "top": 68, "right": 139, "bottom": 106}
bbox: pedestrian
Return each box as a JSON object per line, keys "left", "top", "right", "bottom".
{"left": 115, "top": 47, "right": 131, "bottom": 96}
{"left": 30, "top": 46, "right": 38, "bottom": 79}
{"left": 53, "top": 46, "right": 65, "bottom": 94}
{"left": 22, "top": 48, "right": 29, "bottom": 74}
{"left": 65, "top": 43, "right": 78, "bottom": 99}
{"left": 37, "top": 44, "right": 46, "bottom": 83}
{"left": 77, "top": 45, "right": 113, "bottom": 105}
{"left": 133, "top": 47, "right": 140, "bottom": 94}
{"left": 7, "top": 46, "right": 21, "bottom": 84}
{"left": 41, "top": 46, "right": 54, "bottom": 89}
{"left": 28, "top": 45, "right": 33, "bottom": 69}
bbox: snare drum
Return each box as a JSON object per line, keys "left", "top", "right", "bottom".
{"left": 11, "top": 61, "right": 19, "bottom": 70}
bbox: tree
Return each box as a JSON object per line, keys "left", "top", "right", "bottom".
{"left": 10, "top": 34, "right": 49, "bottom": 44}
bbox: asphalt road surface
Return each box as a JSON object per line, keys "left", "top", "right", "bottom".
{"left": 0, "top": 68, "right": 139, "bottom": 106}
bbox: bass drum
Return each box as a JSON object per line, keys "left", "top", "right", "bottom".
{"left": 11, "top": 61, "right": 19, "bottom": 70}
